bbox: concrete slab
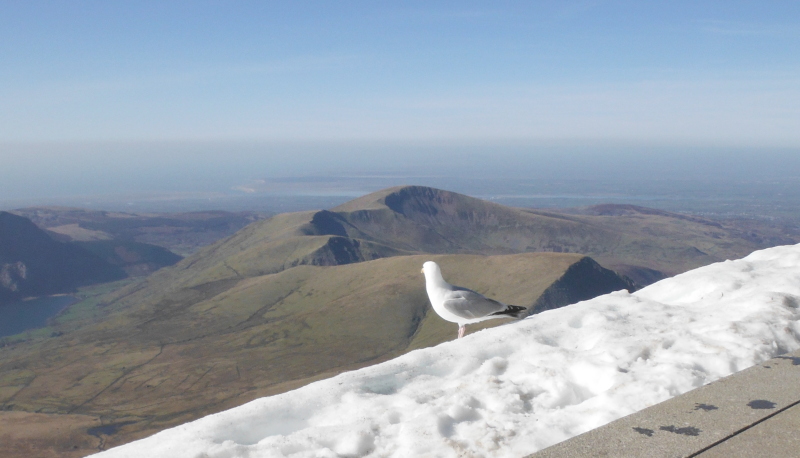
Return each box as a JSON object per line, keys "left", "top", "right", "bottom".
{"left": 695, "top": 402, "right": 800, "bottom": 458}
{"left": 528, "top": 350, "right": 800, "bottom": 458}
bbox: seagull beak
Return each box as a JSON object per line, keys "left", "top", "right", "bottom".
{"left": 420, "top": 268, "right": 424, "bottom": 274}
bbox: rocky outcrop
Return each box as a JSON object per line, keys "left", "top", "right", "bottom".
{"left": 530, "top": 257, "right": 637, "bottom": 315}
{"left": 0, "top": 261, "right": 26, "bottom": 291}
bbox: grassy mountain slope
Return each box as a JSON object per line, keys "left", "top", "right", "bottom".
{"left": 0, "top": 252, "right": 629, "bottom": 456}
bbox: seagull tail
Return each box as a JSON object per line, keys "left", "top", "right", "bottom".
{"left": 489, "top": 304, "right": 527, "bottom": 319}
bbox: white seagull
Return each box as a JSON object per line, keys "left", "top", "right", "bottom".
{"left": 421, "top": 261, "right": 527, "bottom": 338}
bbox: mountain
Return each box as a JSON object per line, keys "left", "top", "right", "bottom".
{"left": 10, "top": 187, "right": 784, "bottom": 287}
{"left": 0, "top": 185, "right": 788, "bottom": 457}
{"left": 342, "top": 186, "right": 796, "bottom": 283}
{"left": 126, "top": 185, "right": 774, "bottom": 295}
{"left": 12, "top": 207, "right": 268, "bottom": 257}
{"left": 274, "top": 186, "right": 776, "bottom": 284}
{"left": 0, "top": 212, "right": 126, "bottom": 304}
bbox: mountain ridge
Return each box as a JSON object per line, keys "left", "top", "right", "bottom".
{"left": 65, "top": 185, "right": 777, "bottom": 296}
{"left": 323, "top": 186, "right": 772, "bottom": 284}
{"left": 106, "top": 184, "right": 781, "bottom": 309}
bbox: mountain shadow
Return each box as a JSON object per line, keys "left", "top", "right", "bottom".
{"left": 0, "top": 212, "right": 126, "bottom": 304}
{"left": 531, "top": 257, "right": 636, "bottom": 314}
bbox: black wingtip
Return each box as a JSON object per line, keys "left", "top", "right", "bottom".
{"left": 489, "top": 304, "right": 527, "bottom": 318}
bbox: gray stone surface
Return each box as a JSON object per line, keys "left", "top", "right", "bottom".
{"left": 528, "top": 349, "right": 800, "bottom": 458}
{"left": 696, "top": 402, "right": 800, "bottom": 458}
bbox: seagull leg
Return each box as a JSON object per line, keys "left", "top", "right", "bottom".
{"left": 458, "top": 325, "right": 465, "bottom": 339}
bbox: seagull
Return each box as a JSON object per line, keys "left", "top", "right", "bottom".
{"left": 421, "top": 261, "right": 527, "bottom": 338}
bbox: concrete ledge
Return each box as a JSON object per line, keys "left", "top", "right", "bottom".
{"left": 528, "top": 349, "right": 800, "bottom": 458}
{"left": 695, "top": 402, "right": 800, "bottom": 458}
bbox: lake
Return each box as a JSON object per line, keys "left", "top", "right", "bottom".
{"left": 0, "top": 295, "right": 77, "bottom": 338}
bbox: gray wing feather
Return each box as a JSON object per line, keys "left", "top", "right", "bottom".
{"left": 442, "top": 289, "right": 506, "bottom": 319}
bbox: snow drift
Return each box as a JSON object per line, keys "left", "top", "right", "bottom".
{"left": 94, "top": 244, "right": 800, "bottom": 458}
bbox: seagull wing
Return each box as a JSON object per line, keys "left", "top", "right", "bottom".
{"left": 441, "top": 287, "right": 507, "bottom": 319}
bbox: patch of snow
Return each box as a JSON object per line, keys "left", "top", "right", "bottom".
{"left": 94, "top": 244, "right": 800, "bottom": 458}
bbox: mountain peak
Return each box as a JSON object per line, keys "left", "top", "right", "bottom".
{"left": 330, "top": 185, "right": 414, "bottom": 212}
{"left": 332, "top": 185, "right": 491, "bottom": 216}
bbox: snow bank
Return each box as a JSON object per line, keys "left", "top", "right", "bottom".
{"left": 95, "top": 244, "right": 800, "bottom": 458}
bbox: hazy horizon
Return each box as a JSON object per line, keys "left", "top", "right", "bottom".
{"left": 2, "top": 3, "right": 799, "bottom": 216}
{"left": 2, "top": 140, "right": 799, "bottom": 219}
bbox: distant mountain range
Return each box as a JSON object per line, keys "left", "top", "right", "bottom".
{"left": 168, "top": 185, "right": 778, "bottom": 286}
{"left": 12, "top": 207, "right": 268, "bottom": 257}
{"left": 1, "top": 185, "right": 796, "bottom": 458}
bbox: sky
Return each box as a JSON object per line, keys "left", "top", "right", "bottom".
{"left": 1, "top": 1, "right": 799, "bottom": 207}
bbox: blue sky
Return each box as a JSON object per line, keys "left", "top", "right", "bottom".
{"left": 1, "top": 2, "right": 799, "bottom": 207}
{"left": 2, "top": 1, "right": 798, "bottom": 144}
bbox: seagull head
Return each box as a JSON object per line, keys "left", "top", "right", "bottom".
{"left": 421, "top": 261, "right": 442, "bottom": 279}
